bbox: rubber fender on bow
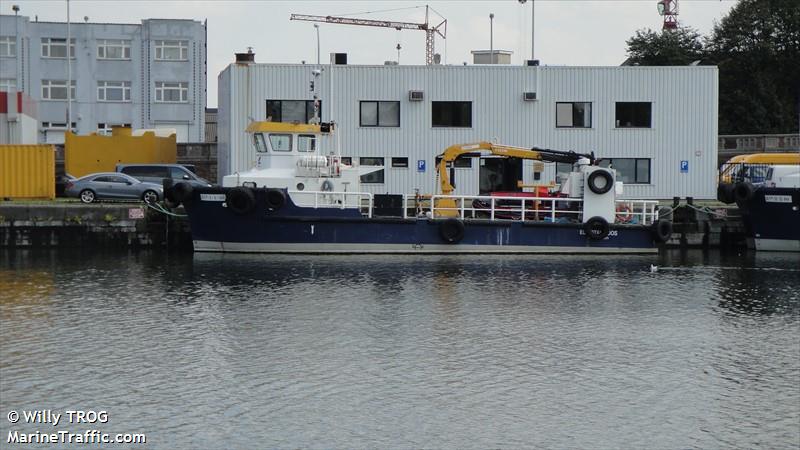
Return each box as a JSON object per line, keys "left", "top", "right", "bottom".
{"left": 226, "top": 187, "right": 256, "bottom": 215}
{"left": 651, "top": 219, "right": 673, "bottom": 243}
{"left": 439, "top": 218, "right": 466, "bottom": 244}
{"left": 265, "top": 188, "right": 287, "bottom": 210}
{"left": 587, "top": 170, "right": 614, "bottom": 195}
{"left": 584, "top": 216, "right": 610, "bottom": 241}
{"left": 171, "top": 181, "right": 194, "bottom": 205}
{"left": 733, "top": 182, "right": 754, "bottom": 206}
{"left": 717, "top": 183, "right": 735, "bottom": 204}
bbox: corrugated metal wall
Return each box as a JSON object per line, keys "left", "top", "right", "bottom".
{"left": 219, "top": 64, "right": 718, "bottom": 199}
{"left": 0, "top": 145, "right": 56, "bottom": 199}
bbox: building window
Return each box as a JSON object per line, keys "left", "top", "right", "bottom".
{"left": 298, "top": 134, "right": 316, "bottom": 152}
{"left": 42, "top": 121, "right": 77, "bottom": 130}
{"left": 556, "top": 102, "right": 592, "bottom": 128}
{"left": 97, "top": 123, "right": 132, "bottom": 135}
{"left": 0, "top": 36, "right": 16, "bottom": 57}
{"left": 41, "top": 80, "right": 76, "bottom": 100}
{"left": 41, "top": 38, "right": 75, "bottom": 58}
{"left": 391, "top": 157, "right": 408, "bottom": 168}
{"left": 154, "top": 40, "right": 188, "bottom": 60}
{"left": 599, "top": 158, "right": 651, "bottom": 184}
{"left": 359, "top": 157, "right": 385, "bottom": 183}
{"left": 265, "top": 100, "right": 321, "bottom": 124}
{"left": 97, "top": 81, "right": 131, "bottom": 102}
{"left": 0, "top": 78, "right": 16, "bottom": 91}
{"left": 360, "top": 101, "right": 400, "bottom": 127}
{"left": 432, "top": 101, "right": 472, "bottom": 127}
{"left": 615, "top": 102, "right": 652, "bottom": 128}
{"left": 155, "top": 81, "right": 188, "bottom": 103}
{"left": 341, "top": 157, "right": 352, "bottom": 165}
{"left": 435, "top": 156, "right": 473, "bottom": 168}
{"left": 97, "top": 39, "right": 131, "bottom": 60}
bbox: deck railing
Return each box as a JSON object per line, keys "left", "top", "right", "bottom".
{"left": 288, "top": 190, "right": 374, "bottom": 217}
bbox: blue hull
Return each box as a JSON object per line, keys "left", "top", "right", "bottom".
{"left": 182, "top": 188, "right": 658, "bottom": 254}
{"left": 740, "top": 187, "right": 800, "bottom": 251}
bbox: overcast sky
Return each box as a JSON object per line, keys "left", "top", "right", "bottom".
{"left": 12, "top": 0, "right": 736, "bottom": 107}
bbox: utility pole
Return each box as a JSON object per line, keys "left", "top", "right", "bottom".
{"left": 66, "top": 0, "right": 72, "bottom": 132}
{"left": 518, "top": 0, "right": 535, "bottom": 62}
{"left": 313, "top": 24, "right": 320, "bottom": 64}
{"left": 489, "top": 13, "right": 494, "bottom": 64}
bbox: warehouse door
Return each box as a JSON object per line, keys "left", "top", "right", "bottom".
{"left": 479, "top": 157, "right": 523, "bottom": 195}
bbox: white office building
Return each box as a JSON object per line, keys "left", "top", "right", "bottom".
{"left": 0, "top": 15, "right": 206, "bottom": 143}
{"left": 218, "top": 60, "right": 718, "bottom": 199}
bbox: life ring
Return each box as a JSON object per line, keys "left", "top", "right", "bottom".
{"left": 226, "top": 187, "right": 256, "bottom": 215}
{"left": 584, "top": 216, "right": 610, "bottom": 240}
{"left": 171, "top": 181, "right": 194, "bottom": 205}
{"left": 321, "top": 179, "right": 334, "bottom": 192}
{"left": 717, "top": 183, "right": 735, "bottom": 204}
{"left": 615, "top": 203, "right": 633, "bottom": 223}
{"left": 439, "top": 218, "right": 465, "bottom": 244}
{"left": 587, "top": 170, "right": 614, "bottom": 195}
{"left": 734, "top": 182, "right": 754, "bottom": 206}
{"left": 651, "top": 219, "right": 673, "bottom": 243}
{"left": 265, "top": 188, "right": 287, "bottom": 210}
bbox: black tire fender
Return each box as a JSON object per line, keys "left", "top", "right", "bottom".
{"left": 587, "top": 169, "right": 614, "bottom": 195}
{"left": 171, "top": 181, "right": 194, "bottom": 205}
{"left": 717, "top": 183, "right": 735, "bottom": 204}
{"left": 734, "top": 182, "right": 754, "bottom": 205}
{"left": 651, "top": 219, "right": 673, "bottom": 243}
{"left": 226, "top": 187, "right": 256, "bottom": 215}
{"left": 584, "top": 216, "right": 610, "bottom": 240}
{"left": 265, "top": 189, "right": 287, "bottom": 210}
{"left": 439, "top": 218, "right": 466, "bottom": 244}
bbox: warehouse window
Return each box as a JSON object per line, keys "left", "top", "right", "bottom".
{"left": 97, "top": 81, "right": 131, "bottom": 102}
{"left": 341, "top": 157, "right": 352, "bottom": 165}
{"left": 432, "top": 101, "right": 472, "bottom": 127}
{"left": 391, "top": 157, "right": 408, "bottom": 168}
{"left": 266, "top": 100, "right": 321, "bottom": 124}
{"left": 0, "top": 36, "right": 16, "bottom": 57}
{"left": 97, "top": 39, "right": 131, "bottom": 60}
{"left": 42, "top": 121, "right": 76, "bottom": 129}
{"left": 41, "top": 80, "right": 76, "bottom": 100}
{"left": 599, "top": 158, "right": 651, "bottom": 184}
{"left": 97, "top": 123, "right": 132, "bottom": 135}
{"left": 556, "top": 102, "right": 592, "bottom": 128}
{"left": 615, "top": 102, "right": 652, "bottom": 128}
{"left": 359, "top": 157, "right": 385, "bottom": 184}
{"left": 41, "top": 38, "right": 75, "bottom": 58}
{"left": 0, "top": 78, "right": 16, "bottom": 91}
{"left": 154, "top": 40, "right": 188, "bottom": 60}
{"left": 155, "top": 81, "right": 188, "bottom": 103}
{"left": 435, "top": 156, "right": 473, "bottom": 168}
{"left": 360, "top": 101, "right": 400, "bottom": 127}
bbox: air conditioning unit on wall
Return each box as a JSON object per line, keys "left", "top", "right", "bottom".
{"left": 409, "top": 90, "right": 424, "bottom": 101}
{"left": 523, "top": 92, "right": 537, "bottom": 101}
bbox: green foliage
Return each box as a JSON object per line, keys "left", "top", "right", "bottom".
{"left": 625, "top": 27, "right": 704, "bottom": 66}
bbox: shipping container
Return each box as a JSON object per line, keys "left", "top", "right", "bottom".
{"left": 65, "top": 127, "right": 177, "bottom": 178}
{"left": 0, "top": 145, "right": 55, "bottom": 199}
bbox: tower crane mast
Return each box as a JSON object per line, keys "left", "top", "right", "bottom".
{"left": 290, "top": 6, "right": 447, "bottom": 65}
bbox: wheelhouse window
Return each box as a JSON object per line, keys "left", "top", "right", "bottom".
{"left": 41, "top": 80, "right": 75, "bottom": 100}
{"left": 556, "top": 102, "right": 592, "bottom": 128}
{"left": 432, "top": 101, "right": 472, "bottom": 127}
{"left": 154, "top": 40, "right": 188, "bottom": 60}
{"left": 298, "top": 134, "right": 316, "bottom": 152}
{"left": 599, "top": 158, "right": 651, "bottom": 184}
{"left": 0, "top": 36, "right": 16, "bottom": 57}
{"left": 359, "top": 157, "right": 385, "bottom": 184}
{"left": 268, "top": 134, "right": 292, "bottom": 152}
{"left": 97, "top": 81, "right": 131, "bottom": 102}
{"left": 615, "top": 102, "right": 652, "bottom": 128}
{"left": 360, "top": 101, "right": 400, "bottom": 127}
{"left": 41, "top": 38, "right": 75, "bottom": 58}
{"left": 265, "top": 100, "right": 321, "bottom": 124}
{"left": 253, "top": 133, "right": 267, "bottom": 152}
{"left": 155, "top": 81, "right": 188, "bottom": 103}
{"left": 391, "top": 157, "right": 408, "bottom": 168}
{"left": 97, "top": 39, "right": 131, "bottom": 60}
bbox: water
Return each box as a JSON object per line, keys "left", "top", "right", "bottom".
{"left": 1, "top": 250, "right": 798, "bottom": 449}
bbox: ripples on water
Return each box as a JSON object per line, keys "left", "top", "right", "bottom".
{"left": 1, "top": 250, "right": 798, "bottom": 449}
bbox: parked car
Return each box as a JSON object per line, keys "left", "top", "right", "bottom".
{"left": 64, "top": 172, "right": 163, "bottom": 204}
{"left": 115, "top": 163, "right": 212, "bottom": 188}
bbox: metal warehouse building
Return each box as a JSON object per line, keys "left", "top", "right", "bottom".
{"left": 218, "top": 61, "right": 718, "bottom": 199}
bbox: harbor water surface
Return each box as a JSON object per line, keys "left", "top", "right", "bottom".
{"left": 1, "top": 250, "right": 798, "bottom": 449}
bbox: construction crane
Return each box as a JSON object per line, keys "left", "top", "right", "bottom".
{"left": 290, "top": 6, "right": 447, "bottom": 65}
{"left": 657, "top": 0, "right": 679, "bottom": 30}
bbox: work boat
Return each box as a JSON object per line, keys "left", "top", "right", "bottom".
{"left": 165, "top": 121, "right": 671, "bottom": 253}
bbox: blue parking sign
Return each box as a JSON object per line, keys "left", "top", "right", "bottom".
{"left": 417, "top": 160, "right": 426, "bottom": 173}
{"left": 680, "top": 160, "right": 689, "bottom": 173}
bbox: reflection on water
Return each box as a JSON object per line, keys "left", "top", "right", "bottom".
{"left": 1, "top": 250, "right": 798, "bottom": 449}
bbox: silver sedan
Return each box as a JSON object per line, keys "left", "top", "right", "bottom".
{"left": 65, "top": 172, "right": 163, "bottom": 204}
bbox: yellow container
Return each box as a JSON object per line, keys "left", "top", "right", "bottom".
{"left": 65, "top": 128, "right": 177, "bottom": 178}
{"left": 0, "top": 145, "right": 56, "bottom": 199}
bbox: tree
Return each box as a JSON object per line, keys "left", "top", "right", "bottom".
{"left": 625, "top": 27, "right": 705, "bottom": 66}
{"left": 706, "top": 0, "right": 800, "bottom": 134}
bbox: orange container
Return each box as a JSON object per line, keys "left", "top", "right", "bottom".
{"left": 0, "top": 145, "right": 56, "bottom": 199}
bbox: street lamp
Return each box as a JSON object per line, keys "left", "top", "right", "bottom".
{"left": 489, "top": 13, "right": 494, "bottom": 64}
{"left": 518, "top": 0, "right": 534, "bottom": 62}
{"left": 313, "top": 24, "right": 320, "bottom": 65}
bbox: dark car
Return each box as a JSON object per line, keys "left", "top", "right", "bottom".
{"left": 64, "top": 172, "right": 163, "bottom": 204}
{"left": 115, "top": 163, "right": 212, "bottom": 188}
